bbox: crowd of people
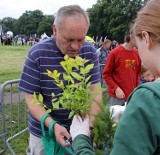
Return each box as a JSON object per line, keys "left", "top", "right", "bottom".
{"left": 17, "top": 0, "right": 160, "bottom": 154}
{"left": 0, "top": 32, "right": 50, "bottom": 46}
{"left": 0, "top": 35, "right": 40, "bottom": 46}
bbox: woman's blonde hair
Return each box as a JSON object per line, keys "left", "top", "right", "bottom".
{"left": 133, "top": 0, "right": 160, "bottom": 43}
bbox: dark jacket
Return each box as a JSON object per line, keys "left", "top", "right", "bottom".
{"left": 111, "top": 81, "right": 160, "bottom": 155}
{"left": 99, "top": 47, "right": 109, "bottom": 64}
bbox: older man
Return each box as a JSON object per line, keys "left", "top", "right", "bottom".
{"left": 19, "top": 5, "right": 102, "bottom": 154}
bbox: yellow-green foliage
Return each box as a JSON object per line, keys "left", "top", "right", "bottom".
{"left": 32, "top": 54, "right": 94, "bottom": 119}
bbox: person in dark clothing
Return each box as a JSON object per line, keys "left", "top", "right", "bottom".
{"left": 97, "top": 39, "right": 111, "bottom": 86}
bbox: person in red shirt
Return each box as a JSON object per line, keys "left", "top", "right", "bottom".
{"left": 102, "top": 32, "right": 141, "bottom": 105}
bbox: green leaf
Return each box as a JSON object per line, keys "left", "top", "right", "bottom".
{"left": 64, "top": 54, "right": 69, "bottom": 60}
{"left": 31, "top": 92, "right": 41, "bottom": 105}
{"left": 60, "top": 61, "right": 67, "bottom": 71}
{"left": 63, "top": 73, "right": 70, "bottom": 81}
{"left": 84, "top": 59, "right": 90, "bottom": 64}
{"left": 45, "top": 69, "right": 60, "bottom": 82}
{"left": 80, "top": 67, "right": 86, "bottom": 74}
{"left": 71, "top": 72, "right": 83, "bottom": 81}
{"left": 51, "top": 98, "right": 57, "bottom": 102}
{"left": 51, "top": 92, "right": 55, "bottom": 97}
{"left": 53, "top": 101, "right": 60, "bottom": 109}
{"left": 76, "top": 60, "right": 84, "bottom": 67}
{"left": 56, "top": 80, "right": 64, "bottom": 89}
{"left": 46, "top": 109, "right": 52, "bottom": 114}
{"left": 86, "top": 82, "right": 92, "bottom": 87}
{"left": 84, "top": 64, "right": 94, "bottom": 74}
{"left": 66, "top": 65, "right": 72, "bottom": 74}
{"left": 38, "top": 94, "right": 43, "bottom": 103}
{"left": 69, "top": 111, "right": 75, "bottom": 118}
{"left": 33, "top": 92, "right": 37, "bottom": 100}
{"left": 85, "top": 75, "right": 91, "bottom": 83}
{"left": 68, "top": 84, "right": 77, "bottom": 89}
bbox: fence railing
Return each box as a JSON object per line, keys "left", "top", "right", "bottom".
{"left": 0, "top": 79, "right": 28, "bottom": 155}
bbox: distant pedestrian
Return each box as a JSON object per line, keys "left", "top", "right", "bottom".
{"left": 97, "top": 39, "right": 111, "bottom": 86}
{"left": 140, "top": 64, "right": 155, "bottom": 84}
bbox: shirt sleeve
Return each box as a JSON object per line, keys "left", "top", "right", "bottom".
{"left": 72, "top": 134, "right": 95, "bottom": 155}
{"left": 18, "top": 50, "right": 40, "bottom": 94}
{"left": 102, "top": 52, "right": 118, "bottom": 93}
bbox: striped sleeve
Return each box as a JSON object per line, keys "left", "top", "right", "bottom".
{"left": 19, "top": 49, "right": 41, "bottom": 94}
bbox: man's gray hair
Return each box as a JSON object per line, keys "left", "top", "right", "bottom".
{"left": 54, "top": 5, "right": 90, "bottom": 30}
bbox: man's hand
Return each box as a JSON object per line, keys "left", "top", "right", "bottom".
{"left": 54, "top": 123, "right": 71, "bottom": 147}
{"left": 115, "top": 87, "right": 125, "bottom": 99}
{"left": 70, "top": 115, "right": 90, "bottom": 140}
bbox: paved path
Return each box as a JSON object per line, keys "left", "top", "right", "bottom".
{"left": 3, "top": 92, "right": 25, "bottom": 104}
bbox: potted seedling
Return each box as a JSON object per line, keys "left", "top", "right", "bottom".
{"left": 32, "top": 54, "right": 95, "bottom": 119}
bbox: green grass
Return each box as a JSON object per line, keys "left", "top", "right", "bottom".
{"left": 0, "top": 101, "right": 29, "bottom": 155}
{"left": 0, "top": 46, "right": 31, "bottom": 83}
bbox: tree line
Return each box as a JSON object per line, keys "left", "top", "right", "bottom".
{"left": 0, "top": 0, "right": 147, "bottom": 42}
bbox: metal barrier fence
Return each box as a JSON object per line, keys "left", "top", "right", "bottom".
{"left": 0, "top": 79, "right": 28, "bottom": 155}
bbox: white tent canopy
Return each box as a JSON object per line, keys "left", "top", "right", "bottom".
{"left": 7, "top": 31, "right": 13, "bottom": 38}
{"left": 41, "top": 32, "right": 49, "bottom": 40}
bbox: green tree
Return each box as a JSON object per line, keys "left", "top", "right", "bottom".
{"left": 0, "top": 17, "right": 17, "bottom": 34}
{"left": 88, "top": 0, "right": 147, "bottom": 43}
{"left": 15, "top": 10, "right": 44, "bottom": 35}
{"left": 36, "top": 15, "right": 54, "bottom": 36}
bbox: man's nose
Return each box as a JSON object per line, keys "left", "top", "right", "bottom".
{"left": 71, "top": 41, "right": 79, "bottom": 50}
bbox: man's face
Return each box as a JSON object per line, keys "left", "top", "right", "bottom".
{"left": 53, "top": 16, "right": 88, "bottom": 58}
{"left": 104, "top": 42, "right": 111, "bottom": 50}
{"left": 143, "top": 70, "right": 155, "bottom": 82}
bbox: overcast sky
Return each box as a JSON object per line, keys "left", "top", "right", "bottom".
{"left": 0, "top": 0, "right": 97, "bottom": 19}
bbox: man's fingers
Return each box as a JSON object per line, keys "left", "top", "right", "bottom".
{"left": 58, "top": 136, "right": 70, "bottom": 147}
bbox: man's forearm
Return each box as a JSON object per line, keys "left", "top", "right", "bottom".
{"left": 25, "top": 93, "right": 71, "bottom": 147}
{"left": 89, "top": 83, "right": 102, "bottom": 127}
{"left": 25, "top": 93, "right": 53, "bottom": 127}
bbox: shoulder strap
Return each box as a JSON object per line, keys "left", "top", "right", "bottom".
{"left": 41, "top": 114, "right": 50, "bottom": 136}
{"left": 41, "top": 114, "right": 58, "bottom": 136}
{"left": 49, "top": 119, "right": 58, "bottom": 137}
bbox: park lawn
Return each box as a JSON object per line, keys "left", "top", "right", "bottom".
{"left": 0, "top": 46, "right": 31, "bottom": 83}
{"left": 0, "top": 102, "right": 29, "bottom": 155}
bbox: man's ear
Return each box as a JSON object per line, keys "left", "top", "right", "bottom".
{"left": 142, "top": 31, "right": 152, "bottom": 49}
{"left": 52, "top": 24, "right": 57, "bottom": 37}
